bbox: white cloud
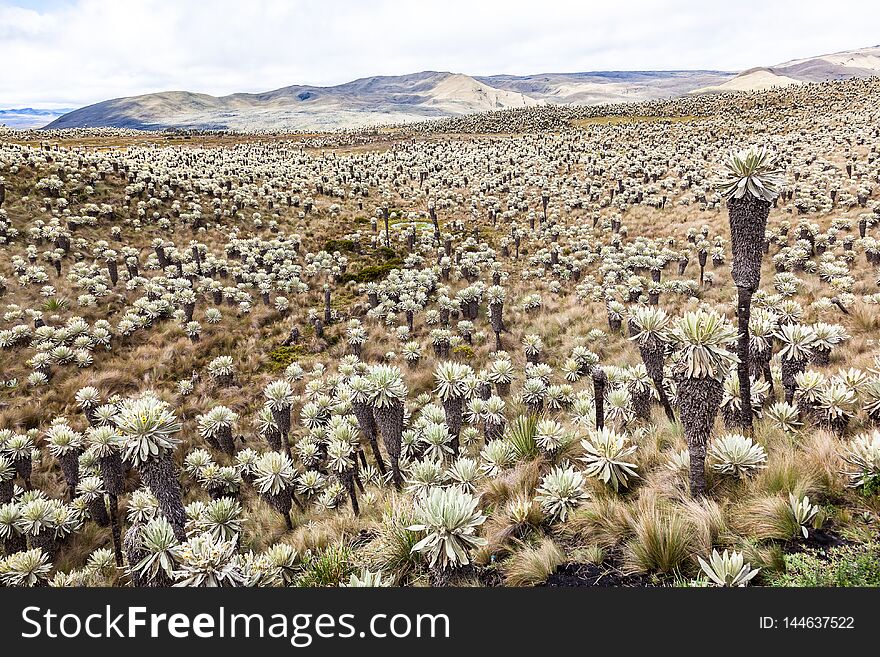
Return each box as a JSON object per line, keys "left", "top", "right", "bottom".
{"left": 1, "top": 0, "right": 879, "bottom": 108}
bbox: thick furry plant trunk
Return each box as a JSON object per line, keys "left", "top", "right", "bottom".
{"left": 123, "top": 523, "right": 148, "bottom": 586}
{"left": 353, "top": 400, "right": 386, "bottom": 474}
{"left": 638, "top": 339, "right": 675, "bottom": 422}
{"left": 824, "top": 414, "right": 850, "bottom": 438}
{"left": 430, "top": 563, "right": 474, "bottom": 587}
{"left": 0, "top": 478, "right": 13, "bottom": 504}
{"left": 58, "top": 450, "right": 81, "bottom": 500}
{"left": 207, "top": 483, "right": 230, "bottom": 501}
{"left": 339, "top": 470, "right": 359, "bottom": 516}
{"left": 137, "top": 452, "right": 187, "bottom": 541}
{"left": 442, "top": 395, "right": 464, "bottom": 456}
{"left": 373, "top": 402, "right": 405, "bottom": 489}
{"left": 270, "top": 406, "right": 293, "bottom": 459}
{"left": 608, "top": 316, "right": 622, "bottom": 333}
{"left": 262, "top": 490, "right": 295, "bottom": 530}
{"left": 630, "top": 385, "right": 652, "bottom": 423}
{"left": 675, "top": 375, "right": 723, "bottom": 498}
{"left": 107, "top": 260, "right": 119, "bottom": 286}
{"left": 217, "top": 425, "right": 236, "bottom": 455}
{"left": 107, "top": 493, "right": 123, "bottom": 565}
{"left": 29, "top": 530, "right": 59, "bottom": 561}
{"left": 728, "top": 194, "right": 770, "bottom": 432}
{"left": 735, "top": 287, "right": 755, "bottom": 431}
{"left": 782, "top": 357, "right": 807, "bottom": 405}
{"left": 762, "top": 359, "right": 774, "bottom": 394}
{"left": 749, "top": 345, "right": 774, "bottom": 396}
{"left": 263, "top": 426, "right": 283, "bottom": 452}
{"left": 721, "top": 402, "right": 741, "bottom": 430}
{"left": 797, "top": 398, "right": 820, "bottom": 421}
{"left": 99, "top": 452, "right": 125, "bottom": 565}
{"left": 87, "top": 496, "right": 111, "bottom": 527}
{"left": 592, "top": 367, "right": 606, "bottom": 430}
{"left": 812, "top": 347, "right": 831, "bottom": 366}
{"left": 4, "top": 531, "right": 26, "bottom": 555}
{"left": 14, "top": 454, "right": 32, "bottom": 487}
{"left": 489, "top": 303, "right": 503, "bottom": 334}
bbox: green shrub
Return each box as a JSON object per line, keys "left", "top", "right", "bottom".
{"left": 363, "top": 508, "right": 422, "bottom": 585}
{"left": 374, "top": 246, "right": 399, "bottom": 260}
{"left": 767, "top": 543, "right": 880, "bottom": 587}
{"left": 297, "top": 543, "right": 353, "bottom": 587}
{"left": 267, "top": 345, "right": 305, "bottom": 371}
{"left": 860, "top": 476, "right": 880, "bottom": 497}
{"left": 43, "top": 297, "right": 69, "bottom": 312}
{"left": 324, "top": 239, "right": 357, "bottom": 253}
{"left": 507, "top": 415, "right": 538, "bottom": 460}
{"left": 339, "top": 260, "right": 402, "bottom": 284}
{"left": 451, "top": 345, "right": 475, "bottom": 360}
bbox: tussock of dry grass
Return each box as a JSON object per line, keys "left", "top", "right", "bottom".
{"left": 502, "top": 537, "right": 565, "bottom": 586}
{"left": 679, "top": 497, "right": 731, "bottom": 555}
{"left": 242, "top": 498, "right": 297, "bottom": 552}
{"left": 359, "top": 502, "right": 422, "bottom": 585}
{"left": 478, "top": 458, "right": 543, "bottom": 509}
{"left": 288, "top": 513, "right": 372, "bottom": 555}
{"left": 560, "top": 496, "right": 632, "bottom": 549}
{"left": 477, "top": 493, "right": 545, "bottom": 564}
{"left": 622, "top": 493, "right": 694, "bottom": 575}
{"left": 732, "top": 495, "right": 801, "bottom": 542}
{"left": 749, "top": 449, "right": 818, "bottom": 498}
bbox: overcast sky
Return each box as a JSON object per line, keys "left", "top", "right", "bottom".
{"left": 1, "top": 0, "right": 879, "bottom": 109}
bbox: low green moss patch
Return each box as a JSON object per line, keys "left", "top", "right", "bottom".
{"left": 374, "top": 246, "right": 398, "bottom": 260}
{"left": 267, "top": 344, "right": 306, "bottom": 371}
{"left": 324, "top": 239, "right": 357, "bottom": 253}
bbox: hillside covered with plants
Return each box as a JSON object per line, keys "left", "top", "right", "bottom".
{"left": 1, "top": 76, "right": 879, "bottom": 588}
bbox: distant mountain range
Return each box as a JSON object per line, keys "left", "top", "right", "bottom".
{"left": 41, "top": 70, "right": 732, "bottom": 132}
{"left": 26, "top": 45, "right": 880, "bottom": 131}
{"left": 691, "top": 45, "right": 880, "bottom": 93}
{"left": 0, "top": 108, "right": 74, "bottom": 129}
